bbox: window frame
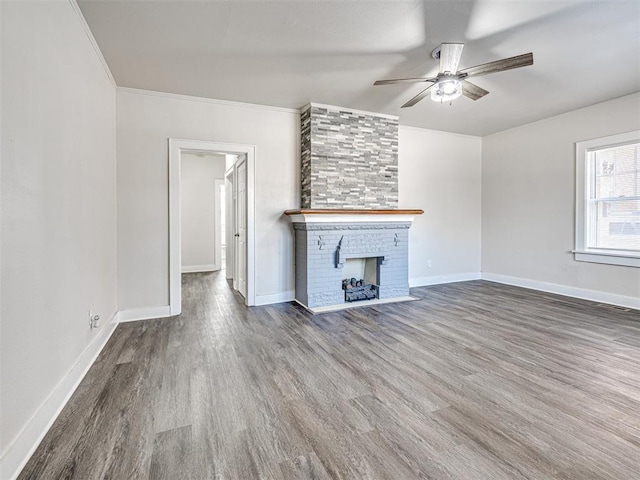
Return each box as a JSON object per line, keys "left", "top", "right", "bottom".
{"left": 574, "top": 130, "right": 640, "bottom": 268}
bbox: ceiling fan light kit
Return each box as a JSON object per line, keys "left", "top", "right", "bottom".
{"left": 431, "top": 75, "right": 463, "bottom": 103}
{"left": 374, "top": 43, "right": 533, "bottom": 108}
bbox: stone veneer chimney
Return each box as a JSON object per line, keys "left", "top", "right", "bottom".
{"left": 301, "top": 103, "right": 398, "bottom": 209}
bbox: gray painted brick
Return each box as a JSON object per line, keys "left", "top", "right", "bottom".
{"left": 294, "top": 221, "right": 413, "bottom": 308}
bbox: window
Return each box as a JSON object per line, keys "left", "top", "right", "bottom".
{"left": 575, "top": 131, "right": 640, "bottom": 267}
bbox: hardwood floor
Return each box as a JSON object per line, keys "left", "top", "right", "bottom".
{"left": 19, "top": 273, "right": 640, "bottom": 479}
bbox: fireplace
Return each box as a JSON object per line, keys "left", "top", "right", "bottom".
{"left": 285, "top": 209, "right": 422, "bottom": 312}
{"left": 342, "top": 257, "right": 380, "bottom": 302}
{"left": 287, "top": 104, "right": 422, "bottom": 312}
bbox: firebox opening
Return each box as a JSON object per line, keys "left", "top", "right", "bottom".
{"left": 342, "top": 257, "right": 380, "bottom": 302}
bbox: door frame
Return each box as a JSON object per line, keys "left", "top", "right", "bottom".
{"left": 169, "top": 139, "right": 256, "bottom": 313}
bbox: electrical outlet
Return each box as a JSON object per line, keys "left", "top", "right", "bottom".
{"left": 427, "top": 259, "right": 432, "bottom": 268}
{"left": 88, "top": 310, "right": 100, "bottom": 329}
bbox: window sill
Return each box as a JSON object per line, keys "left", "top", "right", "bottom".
{"left": 573, "top": 250, "right": 640, "bottom": 268}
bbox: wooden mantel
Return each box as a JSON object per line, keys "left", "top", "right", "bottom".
{"left": 284, "top": 208, "right": 424, "bottom": 216}
{"left": 284, "top": 208, "right": 423, "bottom": 224}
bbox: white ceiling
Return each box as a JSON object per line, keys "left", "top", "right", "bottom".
{"left": 78, "top": 0, "right": 640, "bottom": 136}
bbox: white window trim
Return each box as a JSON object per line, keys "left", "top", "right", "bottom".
{"left": 574, "top": 130, "right": 640, "bottom": 268}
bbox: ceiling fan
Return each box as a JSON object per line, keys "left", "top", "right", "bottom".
{"left": 374, "top": 43, "right": 533, "bottom": 107}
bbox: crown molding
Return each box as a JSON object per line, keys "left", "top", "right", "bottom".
{"left": 117, "top": 87, "right": 300, "bottom": 114}
{"left": 399, "top": 124, "right": 482, "bottom": 140}
{"left": 69, "top": 0, "right": 116, "bottom": 89}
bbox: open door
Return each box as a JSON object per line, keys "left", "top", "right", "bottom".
{"left": 235, "top": 157, "right": 247, "bottom": 298}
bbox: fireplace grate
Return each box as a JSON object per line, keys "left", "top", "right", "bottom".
{"left": 343, "top": 278, "right": 379, "bottom": 302}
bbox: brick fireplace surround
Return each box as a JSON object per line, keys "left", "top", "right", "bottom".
{"left": 285, "top": 209, "right": 423, "bottom": 312}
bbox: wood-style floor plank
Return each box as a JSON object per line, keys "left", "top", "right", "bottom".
{"left": 18, "top": 273, "right": 640, "bottom": 479}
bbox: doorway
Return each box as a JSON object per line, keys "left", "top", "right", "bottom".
{"left": 169, "top": 139, "right": 256, "bottom": 314}
{"left": 180, "top": 152, "right": 225, "bottom": 274}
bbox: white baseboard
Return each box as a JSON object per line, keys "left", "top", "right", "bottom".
{"left": 409, "top": 272, "right": 481, "bottom": 288}
{"left": 0, "top": 313, "right": 119, "bottom": 480}
{"left": 481, "top": 272, "right": 640, "bottom": 310}
{"left": 117, "top": 305, "right": 173, "bottom": 323}
{"left": 181, "top": 264, "right": 219, "bottom": 273}
{"left": 254, "top": 290, "right": 295, "bottom": 306}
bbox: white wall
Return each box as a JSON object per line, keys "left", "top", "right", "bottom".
{"left": 482, "top": 93, "right": 640, "bottom": 301}
{"left": 399, "top": 126, "right": 483, "bottom": 285}
{"left": 117, "top": 92, "right": 482, "bottom": 311}
{"left": 181, "top": 152, "right": 225, "bottom": 271}
{"left": 116, "top": 89, "right": 300, "bottom": 310}
{"left": 1, "top": 0, "right": 117, "bottom": 475}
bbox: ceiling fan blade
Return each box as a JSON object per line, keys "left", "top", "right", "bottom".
{"left": 401, "top": 84, "right": 434, "bottom": 108}
{"left": 461, "top": 80, "right": 489, "bottom": 101}
{"left": 458, "top": 52, "right": 533, "bottom": 78}
{"left": 439, "top": 43, "right": 464, "bottom": 74}
{"left": 374, "top": 77, "right": 436, "bottom": 86}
